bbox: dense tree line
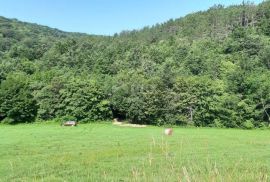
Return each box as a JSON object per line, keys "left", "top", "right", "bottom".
{"left": 0, "top": 1, "right": 270, "bottom": 128}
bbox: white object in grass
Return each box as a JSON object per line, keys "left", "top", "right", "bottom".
{"left": 164, "top": 128, "right": 173, "bottom": 136}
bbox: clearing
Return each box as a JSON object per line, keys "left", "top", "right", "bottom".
{"left": 0, "top": 123, "right": 269, "bottom": 181}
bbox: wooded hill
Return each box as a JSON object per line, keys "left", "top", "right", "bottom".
{"left": 0, "top": 1, "right": 270, "bottom": 128}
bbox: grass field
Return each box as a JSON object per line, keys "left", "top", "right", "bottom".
{"left": 0, "top": 123, "right": 270, "bottom": 182}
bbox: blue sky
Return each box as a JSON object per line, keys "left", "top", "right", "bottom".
{"left": 0, "top": 0, "right": 263, "bottom": 35}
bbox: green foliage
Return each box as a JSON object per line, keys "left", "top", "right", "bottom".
{"left": 59, "top": 79, "right": 112, "bottom": 121}
{"left": 212, "top": 119, "right": 225, "bottom": 128}
{"left": 1, "top": 117, "right": 15, "bottom": 124}
{"left": 242, "top": 119, "right": 255, "bottom": 130}
{"left": 0, "top": 1, "right": 270, "bottom": 127}
{"left": 34, "top": 77, "right": 66, "bottom": 120}
{"left": 257, "top": 1, "right": 270, "bottom": 36}
{"left": 0, "top": 73, "right": 37, "bottom": 123}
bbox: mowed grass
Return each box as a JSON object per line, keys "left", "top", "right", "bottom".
{"left": 0, "top": 123, "right": 270, "bottom": 182}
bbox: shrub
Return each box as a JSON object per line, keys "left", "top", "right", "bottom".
{"left": 210, "top": 119, "right": 225, "bottom": 128}
{"left": 258, "top": 122, "right": 269, "bottom": 130}
{"left": 0, "top": 73, "right": 37, "bottom": 124}
{"left": 242, "top": 120, "right": 255, "bottom": 130}
{"left": 1, "top": 117, "right": 15, "bottom": 124}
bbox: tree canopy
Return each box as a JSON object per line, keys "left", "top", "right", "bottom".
{"left": 0, "top": 1, "right": 270, "bottom": 128}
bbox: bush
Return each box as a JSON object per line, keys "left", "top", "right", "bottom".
{"left": 0, "top": 73, "right": 37, "bottom": 123}
{"left": 1, "top": 117, "right": 15, "bottom": 124}
{"left": 175, "top": 115, "right": 190, "bottom": 126}
{"left": 52, "top": 115, "right": 77, "bottom": 125}
{"left": 210, "top": 119, "right": 225, "bottom": 128}
{"left": 60, "top": 79, "right": 112, "bottom": 121}
{"left": 258, "top": 122, "right": 269, "bottom": 130}
{"left": 242, "top": 120, "right": 255, "bottom": 130}
{"left": 61, "top": 115, "right": 77, "bottom": 122}
{"left": 79, "top": 118, "right": 92, "bottom": 123}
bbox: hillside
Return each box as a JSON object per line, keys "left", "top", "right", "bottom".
{"left": 0, "top": 1, "right": 270, "bottom": 128}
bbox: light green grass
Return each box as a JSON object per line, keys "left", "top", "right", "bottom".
{"left": 0, "top": 123, "right": 269, "bottom": 181}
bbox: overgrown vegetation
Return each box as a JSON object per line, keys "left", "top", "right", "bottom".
{"left": 0, "top": 1, "right": 270, "bottom": 128}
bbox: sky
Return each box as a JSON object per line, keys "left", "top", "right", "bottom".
{"left": 0, "top": 0, "right": 264, "bottom": 35}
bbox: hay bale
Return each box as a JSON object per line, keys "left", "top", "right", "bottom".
{"left": 164, "top": 128, "right": 173, "bottom": 136}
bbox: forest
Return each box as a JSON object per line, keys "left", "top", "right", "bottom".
{"left": 0, "top": 1, "right": 270, "bottom": 128}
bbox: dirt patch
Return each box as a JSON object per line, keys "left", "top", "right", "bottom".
{"left": 112, "top": 121, "right": 146, "bottom": 128}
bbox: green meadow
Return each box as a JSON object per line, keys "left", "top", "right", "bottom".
{"left": 0, "top": 123, "right": 269, "bottom": 181}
